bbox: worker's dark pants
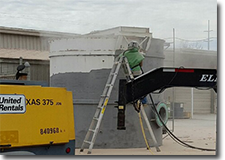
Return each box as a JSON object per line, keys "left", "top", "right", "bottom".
{"left": 134, "top": 75, "right": 147, "bottom": 104}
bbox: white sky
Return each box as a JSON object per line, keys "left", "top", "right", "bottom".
{"left": 0, "top": 0, "right": 217, "bottom": 41}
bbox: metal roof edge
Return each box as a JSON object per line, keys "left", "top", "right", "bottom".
{"left": 0, "top": 26, "right": 80, "bottom": 37}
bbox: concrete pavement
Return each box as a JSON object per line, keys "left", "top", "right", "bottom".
{"left": 76, "top": 114, "right": 217, "bottom": 156}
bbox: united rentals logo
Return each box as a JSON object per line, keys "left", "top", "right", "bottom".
{"left": 0, "top": 95, "right": 26, "bottom": 114}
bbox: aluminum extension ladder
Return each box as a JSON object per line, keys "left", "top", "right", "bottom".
{"left": 79, "top": 56, "right": 125, "bottom": 154}
{"left": 80, "top": 55, "right": 160, "bottom": 154}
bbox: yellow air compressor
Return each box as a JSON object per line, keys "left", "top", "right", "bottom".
{"left": 0, "top": 80, "right": 75, "bottom": 155}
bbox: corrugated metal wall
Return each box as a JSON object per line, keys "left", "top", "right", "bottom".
{"left": 0, "top": 33, "right": 49, "bottom": 51}
{"left": 174, "top": 88, "right": 212, "bottom": 114}
{"left": 0, "top": 28, "right": 51, "bottom": 83}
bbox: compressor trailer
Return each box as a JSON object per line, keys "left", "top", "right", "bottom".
{"left": 0, "top": 80, "right": 75, "bottom": 155}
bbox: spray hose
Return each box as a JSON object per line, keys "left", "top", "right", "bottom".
{"left": 138, "top": 107, "right": 154, "bottom": 155}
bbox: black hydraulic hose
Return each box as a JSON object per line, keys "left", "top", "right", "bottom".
{"left": 148, "top": 93, "right": 216, "bottom": 152}
{"left": 139, "top": 67, "right": 216, "bottom": 151}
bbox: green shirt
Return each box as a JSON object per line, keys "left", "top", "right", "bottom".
{"left": 120, "top": 48, "right": 144, "bottom": 72}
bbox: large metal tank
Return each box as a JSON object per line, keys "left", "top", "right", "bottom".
{"left": 49, "top": 27, "right": 165, "bottom": 149}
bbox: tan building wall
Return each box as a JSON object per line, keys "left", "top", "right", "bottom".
{"left": 0, "top": 26, "right": 79, "bottom": 83}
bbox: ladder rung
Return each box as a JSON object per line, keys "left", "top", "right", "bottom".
{"left": 93, "top": 117, "right": 99, "bottom": 121}
{"left": 89, "top": 129, "right": 95, "bottom": 132}
{"left": 110, "top": 73, "right": 118, "bottom": 76}
{"left": 106, "top": 84, "right": 113, "bottom": 87}
{"left": 115, "top": 59, "right": 122, "bottom": 63}
{"left": 84, "top": 140, "right": 92, "bottom": 145}
{"left": 97, "top": 106, "right": 103, "bottom": 109}
{"left": 101, "top": 95, "right": 109, "bottom": 98}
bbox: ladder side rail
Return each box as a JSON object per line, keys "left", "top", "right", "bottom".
{"left": 122, "top": 57, "right": 134, "bottom": 81}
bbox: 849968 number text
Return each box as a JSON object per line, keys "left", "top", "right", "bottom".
{"left": 40, "top": 127, "right": 60, "bottom": 135}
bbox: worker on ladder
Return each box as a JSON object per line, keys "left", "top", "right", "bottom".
{"left": 120, "top": 41, "right": 147, "bottom": 112}
{"left": 122, "top": 41, "right": 144, "bottom": 76}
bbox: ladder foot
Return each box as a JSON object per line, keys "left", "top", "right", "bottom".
{"left": 87, "top": 151, "right": 92, "bottom": 154}
{"left": 80, "top": 149, "right": 84, "bottom": 152}
{"left": 156, "top": 147, "right": 161, "bottom": 152}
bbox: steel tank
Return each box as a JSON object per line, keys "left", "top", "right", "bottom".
{"left": 49, "top": 27, "right": 165, "bottom": 149}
